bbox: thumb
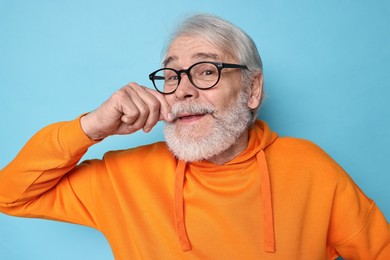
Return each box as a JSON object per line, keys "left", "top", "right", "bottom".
{"left": 146, "top": 88, "right": 174, "bottom": 122}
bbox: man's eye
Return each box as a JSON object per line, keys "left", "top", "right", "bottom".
{"left": 167, "top": 75, "right": 178, "bottom": 81}
{"left": 201, "top": 70, "right": 215, "bottom": 76}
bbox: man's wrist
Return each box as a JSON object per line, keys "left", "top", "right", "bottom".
{"left": 80, "top": 113, "right": 105, "bottom": 141}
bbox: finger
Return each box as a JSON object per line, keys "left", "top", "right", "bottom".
{"left": 104, "top": 87, "right": 140, "bottom": 135}
{"left": 110, "top": 86, "right": 138, "bottom": 125}
{"left": 133, "top": 87, "right": 162, "bottom": 132}
{"left": 121, "top": 84, "right": 150, "bottom": 131}
{"left": 145, "top": 87, "right": 173, "bottom": 122}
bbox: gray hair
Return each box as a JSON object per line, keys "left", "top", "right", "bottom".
{"left": 163, "top": 14, "right": 264, "bottom": 121}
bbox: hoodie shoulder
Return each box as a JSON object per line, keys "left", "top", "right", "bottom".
{"left": 268, "top": 136, "right": 334, "bottom": 161}
{"left": 268, "top": 137, "right": 347, "bottom": 174}
{"left": 103, "top": 141, "right": 175, "bottom": 163}
{"left": 271, "top": 136, "right": 322, "bottom": 151}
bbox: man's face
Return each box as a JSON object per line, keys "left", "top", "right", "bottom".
{"left": 164, "top": 35, "right": 245, "bottom": 136}
{"left": 163, "top": 35, "right": 253, "bottom": 162}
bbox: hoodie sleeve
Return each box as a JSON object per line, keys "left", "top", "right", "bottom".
{"left": 0, "top": 116, "right": 101, "bottom": 228}
{"left": 327, "top": 171, "right": 390, "bottom": 259}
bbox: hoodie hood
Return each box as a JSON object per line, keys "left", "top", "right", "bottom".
{"left": 174, "top": 120, "right": 278, "bottom": 252}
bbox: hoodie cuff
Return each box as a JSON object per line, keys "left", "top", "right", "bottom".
{"left": 57, "top": 114, "right": 100, "bottom": 157}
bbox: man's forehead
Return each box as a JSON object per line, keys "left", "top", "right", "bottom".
{"left": 163, "top": 35, "right": 229, "bottom": 67}
{"left": 163, "top": 52, "right": 221, "bottom": 67}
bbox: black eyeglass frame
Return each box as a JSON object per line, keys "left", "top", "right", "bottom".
{"left": 148, "top": 61, "right": 249, "bottom": 94}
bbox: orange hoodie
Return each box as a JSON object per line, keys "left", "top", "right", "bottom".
{"left": 0, "top": 117, "right": 389, "bottom": 259}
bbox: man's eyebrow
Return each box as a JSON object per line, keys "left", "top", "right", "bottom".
{"left": 163, "top": 52, "right": 221, "bottom": 68}
{"left": 193, "top": 52, "right": 220, "bottom": 61}
{"left": 163, "top": 56, "right": 176, "bottom": 67}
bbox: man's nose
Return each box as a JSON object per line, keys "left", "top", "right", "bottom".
{"left": 174, "top": 72, "right": 199, "bottom": 100}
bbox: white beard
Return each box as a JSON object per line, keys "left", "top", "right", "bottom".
{"left": 163, "top": 90, "right": 252, "bottom": 162}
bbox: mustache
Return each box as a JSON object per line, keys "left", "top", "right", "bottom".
{"left": 171, "top": 101, "right": 216, "bottom": 120}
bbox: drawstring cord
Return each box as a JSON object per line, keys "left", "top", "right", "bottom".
{"left": 174, "top": 160, "right": 192, "bottom": 251}
{"left": 174, "top": 150, "right": 275, "bottom": 253}
{"left": 257, "top": 150, "right": 276, "bottom": 253}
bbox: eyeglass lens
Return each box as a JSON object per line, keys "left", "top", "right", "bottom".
{"left": 152, "top": 62, "right": 219, "bottom": 94}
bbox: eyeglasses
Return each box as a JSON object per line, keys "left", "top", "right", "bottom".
{"left": 148, "top": 61, "right": 249, "bottom": 94}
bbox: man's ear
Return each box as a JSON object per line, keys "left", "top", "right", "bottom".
{"left": 247, "top": 72, "right": 263, "bottom": 109}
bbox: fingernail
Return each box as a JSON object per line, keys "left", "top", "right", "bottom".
{"left": 167, "top": 113, "right": 174, "bottom": 122}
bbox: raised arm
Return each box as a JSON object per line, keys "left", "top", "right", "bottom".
{"left": 0, "top": 83, "right": 172, "bottom": 226}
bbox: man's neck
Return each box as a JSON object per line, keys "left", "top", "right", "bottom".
{"left": 207, "top": 129, "right": 249, "bottom": 165}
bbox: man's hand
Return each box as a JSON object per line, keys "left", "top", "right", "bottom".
{"left": 80, "top": 83, "right": 173, "bottom": 140}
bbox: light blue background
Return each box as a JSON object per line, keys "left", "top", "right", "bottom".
{"left": 1, "top": 0, "right": 389, "bottom": 259}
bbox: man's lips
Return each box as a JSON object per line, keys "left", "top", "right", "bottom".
{"left": 175, "top": 113, "right": 209, "bottom": 122}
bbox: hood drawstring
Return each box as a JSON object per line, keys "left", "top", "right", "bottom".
{"left": 174, "top": 135, "right": 276, "bottom": 254}
{"left": 173, "top": 151, "right": 276, "bottom": 253}
{"left": 256, "top": 150, "right": 276, "bottom": 253}
{"left": 174, "top": 160, "right": 191, "bottom": 251}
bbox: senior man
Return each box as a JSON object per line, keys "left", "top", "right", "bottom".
{"left": 0, "top": 14, "right": 389, "bottom": 259}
